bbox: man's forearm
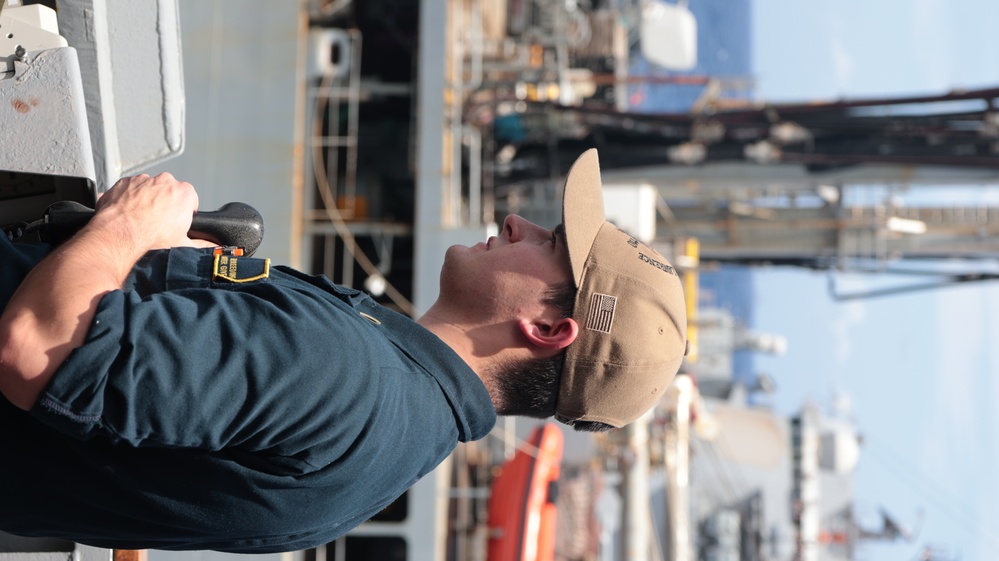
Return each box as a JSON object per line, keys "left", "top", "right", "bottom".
{"left": 0, "top": 172, "right": 205, "bottom": 410}
{"left": 0, "top": 222, "right": 145, "bottom": 410}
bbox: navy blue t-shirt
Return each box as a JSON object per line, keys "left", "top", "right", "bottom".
{"left": 0, "top": 237, "right": 495, "bottom": 552}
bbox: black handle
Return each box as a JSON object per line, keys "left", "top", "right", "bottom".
{"left": 39, "top": 201, "right": 266, "bottom": 256}
{"left": 189, "top": 202, "right": 265, "bottom": 256}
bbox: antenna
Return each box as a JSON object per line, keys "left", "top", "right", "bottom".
{"left": 858, "top": 506, "right": 918, "bottom": 542}
{"left": 879, "top": 507, "right": 914, "bottom": 541}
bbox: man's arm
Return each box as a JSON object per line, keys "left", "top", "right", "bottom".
{"left": 0, "top": 173, "right": 210, "bottom": 410}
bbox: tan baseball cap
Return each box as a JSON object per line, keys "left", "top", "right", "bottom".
{"left": 557, "top": 149, "right": 688, "bottom": 428}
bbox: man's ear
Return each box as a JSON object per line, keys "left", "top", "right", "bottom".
{"left": 518, "top": 317, "right": 579, "bottom": 350}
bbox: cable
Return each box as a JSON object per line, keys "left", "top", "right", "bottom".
{"left": 711, "top": 428, "right": 755, "bottom": 500}
{"left": 863, "top": 433, "right": 999, "bottom": 551}
{"left": 692, "top": 438, "right": 742, "bottom": 508}
{"left": 485, "top": 426, "right": 545, "bottom": 459}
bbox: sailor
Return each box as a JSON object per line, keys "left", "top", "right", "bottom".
{"left": 0, "top": 149, "right": 686, "bottom": 552}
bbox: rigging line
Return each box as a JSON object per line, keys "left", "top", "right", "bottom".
{"left": 698, "top": 440, "right": 741, "bottom": 506}
{"left": 868, "top": 437, "right": 999, "bottom": 537}
{"left": 864, "top": 447, "right": 999, "bottom": 552}
{"left": 695, "top": 438, "right": 742, "bottom": 507}
{"left": 711, "top": 430, "right": 755, "bottom": 499}
{"left": 828, "top": 274, "right": 999, "bottom": 301}
{"left": 863, "top": 434, "right": 999, "bottom": 550}
{"left": 725, "top": 436, "right": 750, "bottom": 491}
{"left": 484, "top": 427, "right": 544, "bottom": 459}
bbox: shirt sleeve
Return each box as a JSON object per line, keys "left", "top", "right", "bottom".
{"left": 30, "top": 248, "right": 380, "bottom": 469}
{"left": 0, "top": 235, "right": 52, "bottom": 307}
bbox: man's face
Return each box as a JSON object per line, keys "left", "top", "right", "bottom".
{"left": 439, "top": 214, "right": 574, "bottom": 321}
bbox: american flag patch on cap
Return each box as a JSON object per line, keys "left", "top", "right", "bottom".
{"left": 586, "top": 293, "right": 617, "bottom": 333}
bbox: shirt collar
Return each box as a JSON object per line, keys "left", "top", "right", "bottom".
{"left": 355, "top": 298, "right": 497, "bottom": 442}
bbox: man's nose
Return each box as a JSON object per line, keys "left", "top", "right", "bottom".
{"left": 502, "top": 214, "right": 521, "bottom": 242}
{"left": 503, "top": 214, "right": 546, "bottom": 243}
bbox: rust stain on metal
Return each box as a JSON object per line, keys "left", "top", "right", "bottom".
{"left": 10, "top": 98, "right": 39, "bottom": 113}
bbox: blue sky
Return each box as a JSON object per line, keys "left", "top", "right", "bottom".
{"left": 753, "top": 0, "right": 999, "bottom": 100}
{"left": 751, "top": 1, "right": 999, "bottom": 559}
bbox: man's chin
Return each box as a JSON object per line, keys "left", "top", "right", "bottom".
{"left": 439, "top": 246, "right": 468, "bottom": 279}
{"left": 444, "top": 244, "right": 469, "bottom": 259}
{"left": 445, "top": 243, "right": 484, "bottom": 258}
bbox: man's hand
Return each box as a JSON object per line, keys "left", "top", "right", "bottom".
{"left": 94, "top": 173, "right": 217, "bottom": 251}
{"left": 0, "top": 172, "right": 212, "bottom": 409}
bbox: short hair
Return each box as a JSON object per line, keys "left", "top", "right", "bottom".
{"left": 492, "top": 280, "right": 614, "bottom": 433}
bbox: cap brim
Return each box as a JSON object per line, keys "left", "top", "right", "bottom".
{"left": 562, "top": 149, "right": 607, "bottom": 288}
